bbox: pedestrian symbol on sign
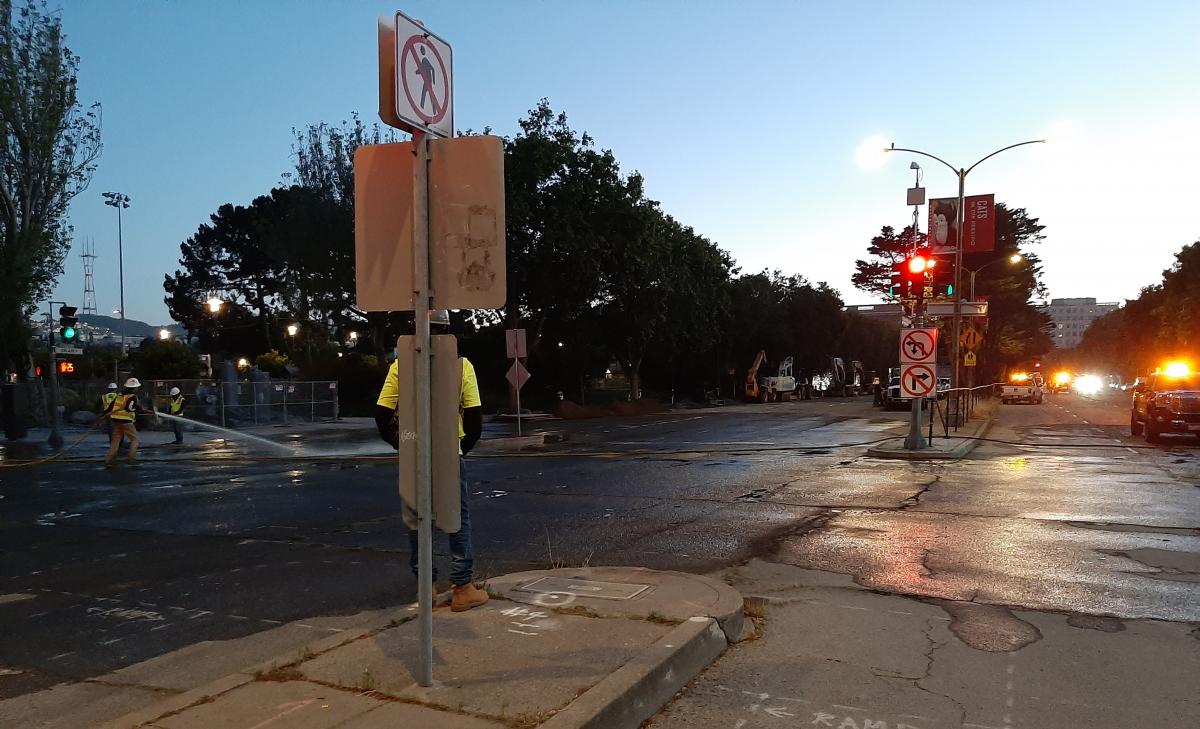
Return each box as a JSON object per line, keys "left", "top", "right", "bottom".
{"left": 401, "top": 34, "right": 450, "bottom": 126}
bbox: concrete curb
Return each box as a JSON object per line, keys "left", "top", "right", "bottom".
{"left": 865, "top": 401, "right": 998, "bottom": 461}
{"left": 537, "top": 616, "right": 728, "bottom": 729}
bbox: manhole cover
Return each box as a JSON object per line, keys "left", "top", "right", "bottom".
{"left": 515, "top": 577, "right": 651, "bottom": 601}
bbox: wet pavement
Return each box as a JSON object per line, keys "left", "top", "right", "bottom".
{"left": 1, "top": 392, "right": 1197, "bottom": 727}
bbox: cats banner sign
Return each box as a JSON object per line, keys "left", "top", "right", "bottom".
{"left": 928, "top": 194, "right": 995, "bottom": 254}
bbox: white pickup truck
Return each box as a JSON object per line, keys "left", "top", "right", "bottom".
{"left": 1001, "top": 373, "right": 1044, "bottom": 404}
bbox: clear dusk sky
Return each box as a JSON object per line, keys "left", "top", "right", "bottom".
{"left": 50, "top": 1, "right": 1200, "bottom": 325}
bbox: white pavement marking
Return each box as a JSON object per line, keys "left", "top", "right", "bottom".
{"left": 1003, "top": 656, "right": 1017, "bottom": 728}
{"left": 0, "top": 593, "right": 36, "bottom": 605}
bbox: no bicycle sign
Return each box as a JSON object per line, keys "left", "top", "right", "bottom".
{"left": 385, "top": 11, "right": 454, "bottom": 138}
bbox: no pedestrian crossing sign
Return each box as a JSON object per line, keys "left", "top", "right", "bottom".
{"left": 384, "top": 11, "right": 453, "bottom": 138}
{"left": 900, "top": 363, "right": 936, "bottom": 398}
{"left": 899, "top": 328, "right": 938, "bottom": 365}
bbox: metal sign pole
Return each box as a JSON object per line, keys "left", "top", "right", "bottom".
{"left": 411, "top": 131, "right": 435, "bottom": 687}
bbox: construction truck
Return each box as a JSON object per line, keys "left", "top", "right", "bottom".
{"left": 819, "top": 357, "right": 866, "bottom": 397}
{"left": 745, "top": 351, "right": 799, "bottom": 403}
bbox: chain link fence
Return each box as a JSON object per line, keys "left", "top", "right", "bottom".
{"left": 3, "top": 378, "right": 339, "bottom": 430}
{"left": 148, "top": 379, "right": 339, "bottom": 427}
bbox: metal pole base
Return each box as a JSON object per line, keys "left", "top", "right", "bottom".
{"left": 904, "top": 398, "right": 927, "bottom": 450}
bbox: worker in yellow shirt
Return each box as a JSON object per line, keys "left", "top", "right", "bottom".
{"left": 97, "top": 383, "right": 119, "bottom": 440}
{"left": 375, "top": 310, "right": 487, "bottom": 612}
{"left": 103, "top": 378, "right": 151, "bottom": 468}
{"left": 163, "top": 387, "right": 186, "bottom": 444}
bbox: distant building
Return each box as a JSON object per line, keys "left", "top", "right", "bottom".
{"left": 1044, "top": 297, "right": 1120, "bottom": 348}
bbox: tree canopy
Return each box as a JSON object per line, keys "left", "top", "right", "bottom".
{"left": 1075, "top": 239, "right": 1200, "bottom": 376}
{"left": 852, "top": 203, "right": 1053, "bottom": 380}
{"left": 163, "top": 100, "right": 909, "bottom": 406}
{"left": 0, "top": 0, "right": 101, "bottom": 377}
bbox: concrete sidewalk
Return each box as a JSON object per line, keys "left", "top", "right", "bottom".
{"left": 100, "top": 567, "right": 744, "bottom": 729}
{"left": 865, "top": 399, "right": 998, "bottom": 460}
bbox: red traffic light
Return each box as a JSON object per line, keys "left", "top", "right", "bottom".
{"left": 907, "top": 255, "right": 936, "bottom": 274}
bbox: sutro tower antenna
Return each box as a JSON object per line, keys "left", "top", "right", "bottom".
{"left": 82, "top": 237, "right": 98, "bottom": 315}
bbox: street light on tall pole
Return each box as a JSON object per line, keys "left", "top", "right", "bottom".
{"left": 882, "top": 140, "right": 1046, "bottom": 410}
{"left": 967, "top": 253, "right": 1023, "bottom": 301}
{"left": 102, "top": 191, "right": 131, "bottom": 355}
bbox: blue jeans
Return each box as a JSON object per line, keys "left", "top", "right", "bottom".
{"left": 409, "top": 457, "right": 473, "bottom": 586}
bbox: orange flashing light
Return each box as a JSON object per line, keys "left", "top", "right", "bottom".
{"left": 1162, "top": 361, "right": 1191, "bottom": 378}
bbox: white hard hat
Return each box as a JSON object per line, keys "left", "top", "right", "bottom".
{"left": 107, "top": 382, "right": 118, "bottom": 390}
{"left": 169, "top": 387, "right": 181, "bottom": 396}
{"left": 124, "top": 378, "right": 141, "bottom": 389}
{"left": 429, "top": 309, "right": 450, "bottom": 326}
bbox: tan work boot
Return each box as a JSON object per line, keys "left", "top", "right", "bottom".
{"left": 451, "top": 583, "right": 489, "bottom": 612}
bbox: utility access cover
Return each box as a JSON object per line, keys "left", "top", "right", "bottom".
{"left": 515, "top": 577, "right": 651, "bottom": 601}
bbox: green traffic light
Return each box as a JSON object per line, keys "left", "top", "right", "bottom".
{"left": 63, "top": 326, "right": 76, "bottom": 340}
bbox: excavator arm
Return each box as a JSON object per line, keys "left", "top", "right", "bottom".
{"left": 745, "top": 350, "right": 767, "bottom": 400}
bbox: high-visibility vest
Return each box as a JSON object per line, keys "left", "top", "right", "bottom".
{"left": 169, "top": 395, "right": 184, "bottom": 415}
{"left": 110, "top": 393, "right": 136, "bottom": 422}
{"left": 101, "top": 392, "right": 118, "bottom": 410}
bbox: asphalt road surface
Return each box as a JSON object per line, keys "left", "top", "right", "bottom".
{"left": 1, "top": 391, "right": 1197, "bottom": 728}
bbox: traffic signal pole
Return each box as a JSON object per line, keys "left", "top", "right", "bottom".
{"left": 46, "top": 301, "right": 65, "bottom": 449}
{"left": 904, "top": 172, "right": 928, "bottom": 450}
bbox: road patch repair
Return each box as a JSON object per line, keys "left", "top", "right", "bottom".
{"left": 99, "top": 567, "right": 743, "bottom": 729}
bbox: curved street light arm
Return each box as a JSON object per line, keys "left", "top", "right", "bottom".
{"left": 886, "top": 146, "right": 960, "bottom": 177}
{"left": 965, "top": 139, "right": 1047, "bottom": 176}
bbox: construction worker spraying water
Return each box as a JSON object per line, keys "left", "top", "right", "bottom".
{"left": 102, "top": 378, "right": 153, "bottom": 468}
{"left": 162, "top": 387, "right": 186, "bottom": 444}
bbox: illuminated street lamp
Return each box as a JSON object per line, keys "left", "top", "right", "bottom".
{"left": 206, "top": 297, "right": 223, "bottom": 314}
{"left": 158, "top": 329, "right": 171, "bottom": 341}
{"left": 967, "top": 253, "right": 1024, "bottom": 301}
{"left": 102, "top": 191, "right": 131, "bottom": 352}
{"left": 237, "top": 357, "right": 250, "bottom": 368}
{"left": 287, "top": 323, "right": 299, "bottom": 337}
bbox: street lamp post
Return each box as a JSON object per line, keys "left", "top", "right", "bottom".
{"left": 884, "top": 141, "right": 1045, "bottom": 420}
{"left": 967, "top": 253, "right": 1024, "bottom": 301}
{"left": 102, "top": 192, "right": 131, "bottom": 356}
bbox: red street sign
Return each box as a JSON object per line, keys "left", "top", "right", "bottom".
{"left": 899, "top": 328, "right": 938, "bottom": 365}
{"left": 963, "top": 194, "right": 995, "bottom": 253}
{"left": 506, "top": 360, "right": 531, "bottom": 391}
{"left": 900, "top": 363, "right": 936, "bottom": 398}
